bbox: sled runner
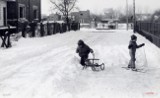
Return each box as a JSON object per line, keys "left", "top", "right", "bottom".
{"left": 83, "top": 53, "right": 105, "bottom": 71}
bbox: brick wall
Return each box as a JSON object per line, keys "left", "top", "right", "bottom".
{"left": 18, "top": 0, "right": 41, "bottom": 22}
{"left": 7, "top": 0, "right": 41, "bottom": 24}
{"left": 71, "top": 10, "right": 91, "bottom": 24}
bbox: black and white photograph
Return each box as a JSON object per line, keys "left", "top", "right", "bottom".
{"left": 0, "top": 0, "right": 160, "bottom": 98}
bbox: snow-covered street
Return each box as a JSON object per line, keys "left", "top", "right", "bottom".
{"left": 0, "top": 28, "right": 160, "bottom": 98}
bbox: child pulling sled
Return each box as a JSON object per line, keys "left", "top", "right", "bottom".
{"left": 76, "top": 40, "right": 105, "bottom": 71}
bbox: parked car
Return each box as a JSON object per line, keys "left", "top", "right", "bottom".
{"left": 96, "top": 19, "right": 118, "bottom": 30}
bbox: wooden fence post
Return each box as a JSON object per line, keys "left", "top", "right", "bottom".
{"left": 40, "top": 22, "right": 44, "bottom": 37}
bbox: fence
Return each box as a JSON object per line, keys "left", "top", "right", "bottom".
{"left": 18, "top": 21, "right": 80, "bottom": 37}
{"left": 135, "top": 21, "right": 160, "bottom": 48}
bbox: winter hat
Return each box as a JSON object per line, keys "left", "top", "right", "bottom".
{"left": 131, "top": 35, "right": 137, "bottom": 40}
{"left": 78, "top": 40, "right": 84, "bottom": 45}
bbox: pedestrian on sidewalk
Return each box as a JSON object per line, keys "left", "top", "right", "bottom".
{"left": 76, "top": 40, "right": 94, "bottom": 66}
{"left": 128, "top": 34, "right": 145, "bottom": 71}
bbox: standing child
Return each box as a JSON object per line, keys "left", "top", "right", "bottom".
{"left": 76, "top": 40, "right": 94, "bottom": 67}
{"left": 128, "top": 35, "right": 145, "bottom": 71}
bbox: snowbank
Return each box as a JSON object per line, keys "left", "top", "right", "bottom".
{"left": 0, "top": 29, "right": 160, "bottom": 98}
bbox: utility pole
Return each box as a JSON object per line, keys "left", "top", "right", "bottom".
{"left": 126, "top": 0, "right": 129, "bottom": 30}
{"left": 28, "top": 0, "right": 31, "bottom": 22}
{"left": 133, "top": 0, "right": 136, "bottom": 33}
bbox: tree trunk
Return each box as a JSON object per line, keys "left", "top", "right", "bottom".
{"left": 66, "top": 17, "right": 70, "bottom": 31}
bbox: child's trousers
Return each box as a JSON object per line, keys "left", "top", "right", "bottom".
{"left": 80, "top": 55, "right": 88, "bottom": 66}
{"left": 128, "top": 50, "right": 136, "bottom": 69}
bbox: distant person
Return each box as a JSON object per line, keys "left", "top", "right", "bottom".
{"left": 128, "top": 35, "right": 145, "bottom": 71}
{"left": 76, "top": 40, "right": 94, "bottom": 67}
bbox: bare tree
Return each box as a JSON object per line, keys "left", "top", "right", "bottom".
{"left": 128, "top": 5, "right": 133, "bottom": 17}
{"left": 103, "top": 8, "right": 122, "bottom": 19}
{"left": 50, "top": 0, "right": 77, "bottom": 30}
{"left": 103, "top": 8, "right": 116, "bottom": 19}
{"left": 150, "top": 9, "right": 160, "bottom": 22}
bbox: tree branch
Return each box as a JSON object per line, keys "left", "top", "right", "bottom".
{"left": 50, "top": 0, "right": 65, "bottom": 15}
{"left": 68, "top": 0, "right": 76, "bottom": 12}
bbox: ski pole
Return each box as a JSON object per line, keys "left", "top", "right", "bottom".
{"left": 92, "top": 53, "right": 95, "bottom": 64}
{"left": 92, "top": 53, "right": 95, "bottom": 59}
{"left": 143, "top": 47, "right": 148, "bottom": 67}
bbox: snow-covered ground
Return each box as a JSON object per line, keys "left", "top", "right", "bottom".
{"left": 0, "top": 28, "right": 160, "bottom": 98}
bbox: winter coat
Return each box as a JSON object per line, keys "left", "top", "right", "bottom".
{"left": 76, "top": 44, "right": 93, "bottom": 57}
{"left": 128, "top": 40, "right": 144, "bottom": 53}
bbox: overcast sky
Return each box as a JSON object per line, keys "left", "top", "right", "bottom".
{"left": 42, "top": 0, "right": 160, "bottom": 15}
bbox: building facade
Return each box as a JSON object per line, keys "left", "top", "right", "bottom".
{"left": 0, "top": 0, "right": 7, "bottom": 26}
{"left": 7, "top": 0, "right": 41, "bottom": 25}
{"left": 48, "top": 13, "right": 61, "bottom": 21}
{"left": 71, "top": 10, "right": 91, "bottom": 24}
{"left": 136, "top": 14, "right": 152, "bottom": 21}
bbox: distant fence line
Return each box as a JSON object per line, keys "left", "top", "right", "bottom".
{"left": 135, "top": 21, "right": 160, "bottom": 48}
{"left": 19, "top": 21, "right": 80, "bottom": 37}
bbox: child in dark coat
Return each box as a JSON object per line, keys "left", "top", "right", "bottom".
{"left": 76, "top": 40, "right": 94, "bottom": 66}
{"left": 128, "top": 35, "right": 145, "bottom": 71}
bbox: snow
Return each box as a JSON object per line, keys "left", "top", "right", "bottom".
{"left": 0, "top": 28, "right": 160, "bottom": 98}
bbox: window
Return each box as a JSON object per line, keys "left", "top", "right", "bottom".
{"left": 19, "top": 7, "right": 23, "bottom": 18}
{"left": 33, "top": 9, "right": 37, "bottom": 19}
{"left": 33, "top": 6, "right": 38, "bottom": 19}
{"left": 19, "top": 4, "right": 26, "bottom": 18}
{"left": 80, "top": 19, "right": 84, "bottom": 23}
{"left": 80, "top": 13, "right": 83, "bottom": 16}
